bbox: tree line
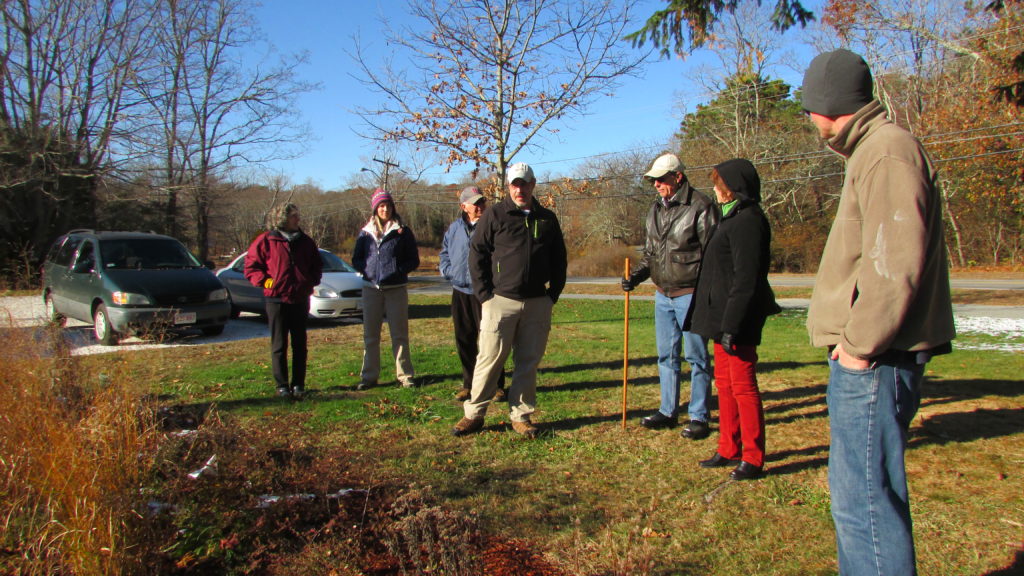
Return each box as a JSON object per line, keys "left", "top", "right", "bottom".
{"left": 1, "top": 0, "right": 1021, "bottom": 289}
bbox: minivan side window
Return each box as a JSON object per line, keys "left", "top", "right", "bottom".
{"left": 73, "top": 241, "right": 96, "bottom": 273}
{"left": 53, "top": 236, "right": 83, "bottom": 267}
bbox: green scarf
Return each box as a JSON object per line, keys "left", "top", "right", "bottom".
{"left": 721, "top": 199, "right": 740, "bottom": 217}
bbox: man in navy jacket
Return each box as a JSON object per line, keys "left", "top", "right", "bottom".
{"left": 439, "top": 187, "right": 505, "bottom": 402}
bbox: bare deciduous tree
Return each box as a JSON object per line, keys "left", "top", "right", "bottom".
{"left": 0, "top": 0, "right": 154, "bottom": 273}
{"left": 352, "top": 0, "right": 648, "bottom": 186}
{"left": 140, "top": 0, "right": 315, "bottom": 260}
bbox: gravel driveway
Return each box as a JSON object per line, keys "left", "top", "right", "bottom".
{"left": 0, "top": 295, "right": 311, "bottom": 356}
{"left": 2, "top": 291, "right": 1020, "bottom": 356}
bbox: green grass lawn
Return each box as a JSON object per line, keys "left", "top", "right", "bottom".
{"left": 123, "top": 295, "right": 1023, "bottom": 575}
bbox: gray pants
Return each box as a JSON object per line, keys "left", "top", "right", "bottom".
{"left": 464, "top": 294, "right": 553, "bottom": 422}
{"left": 360, "top": 283, "right": 415, "bottom": 386}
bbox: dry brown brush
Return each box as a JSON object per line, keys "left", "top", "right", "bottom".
{"left": 0, "top": 323, "right": 158, "bottom": 575}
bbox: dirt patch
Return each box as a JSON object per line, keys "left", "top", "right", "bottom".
{"left": 138, "top": 407, "right": 570, "bottom": 575}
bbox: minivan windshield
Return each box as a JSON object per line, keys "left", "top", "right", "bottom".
{"left": 100, "top": 239, "right": 202, "bottom": 270}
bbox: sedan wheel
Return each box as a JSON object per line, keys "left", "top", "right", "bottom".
{"left": 93, "top": 304, "right": 119, "bottom": 345}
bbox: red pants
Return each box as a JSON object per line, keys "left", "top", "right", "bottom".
{"left": 714, "top": 343, "right": 765, "bottom": 467}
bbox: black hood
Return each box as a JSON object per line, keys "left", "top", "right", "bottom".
{"left": 714, "top": 158, "right": 761, "bottom": 204}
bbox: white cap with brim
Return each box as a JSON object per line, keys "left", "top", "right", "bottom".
{"left": 644, "top": 153, "right": 684, "bottom": 180}
{"left": 506, "top": 162, "right": 535, "bottom": 184}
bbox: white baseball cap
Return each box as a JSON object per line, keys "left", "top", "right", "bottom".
{"left": 644, "top": 153, "right": 684, "bottom": 180}
{"left": 506, "top": 162, "right": 535, "bottom": 184}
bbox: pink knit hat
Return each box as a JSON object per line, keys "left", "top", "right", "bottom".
{"left": 371, "top": 188, "right": 393, "bottom": 211}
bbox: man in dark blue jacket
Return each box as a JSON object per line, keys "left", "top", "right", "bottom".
{"left": 439, "top": 187, "right": 505, "bottom": 402}
{"left": 452, "top": 163, "right": 567, "bottom": 438}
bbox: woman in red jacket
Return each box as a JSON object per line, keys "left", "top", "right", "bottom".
{"left": 244, "top": 203, "right": 322, "bottom": 398}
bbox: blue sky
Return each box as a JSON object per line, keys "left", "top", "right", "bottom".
{"left": 252, "top": 0, "right": 819, "bottom": 190}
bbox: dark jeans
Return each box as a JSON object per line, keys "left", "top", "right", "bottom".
{"left": 266, "top": 301, "right": 309, "bottom": 390}
{"left": 452, "top": 290, "right": 504, "bottom": 390}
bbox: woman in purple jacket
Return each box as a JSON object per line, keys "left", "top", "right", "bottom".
{"left": 352, "top": 189, "right": 420, "bottom": 389}
{"left": 245, "top": 203, "right": 322, "bottom": 399}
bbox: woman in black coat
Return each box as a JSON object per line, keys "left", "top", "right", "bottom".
{"left": 687, "top": 158, "right": 780, "bottom": 480}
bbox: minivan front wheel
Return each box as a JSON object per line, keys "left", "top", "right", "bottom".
{"left": 45, "top": 293, "right": 66, "bottom": 327}
{"left": 93, "top": 304, "right": 119, "bottom": 345}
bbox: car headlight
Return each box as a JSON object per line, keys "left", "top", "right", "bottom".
{"left": 112, "top": 291, "right": 152, "bottom": 306}
{"left": 315, "top": 287, "right": 339, "bottom": 298}
{"left": 208, "top": 288, "right": 228, "bottom": 302}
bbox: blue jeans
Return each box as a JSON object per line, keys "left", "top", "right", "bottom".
{"left": 653, "top": 291, "right": 711, "bottom": 421}
{"left": 827, "top": 355, "right": 924, "bottom": 576}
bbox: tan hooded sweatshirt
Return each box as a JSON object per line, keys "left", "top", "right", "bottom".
{"left": 807, "top": 100, "right": 955, "bottom": 359}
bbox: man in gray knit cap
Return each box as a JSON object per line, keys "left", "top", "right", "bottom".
{"left": 802, "top": 49, "right": 955, "bottom": 576}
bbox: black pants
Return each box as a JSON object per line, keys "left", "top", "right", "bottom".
{"left": 451, "top": 290, "right": 504, "bottom": 390}
{"left": 266, "top": 301, "right": 309, "bottom": 390}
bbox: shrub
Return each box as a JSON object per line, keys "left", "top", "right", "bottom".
{"left": 771, "top": 221, "right": 827, "bottom": 273}
{"left": 568, "top": 244, "right": 641, "bottom": 277}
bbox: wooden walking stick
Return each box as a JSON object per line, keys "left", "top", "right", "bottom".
{"left": 622, "top": 258, "right": 630, "bottom": 429}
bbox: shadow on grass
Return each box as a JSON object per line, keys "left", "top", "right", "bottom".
{"left": 765, "top": 444, "right": 830, "bottom": 476}
{"left": 765, "top": 406, "right": 829, "bottom": 426}
{"left": 913, "top": 407, "right": 1024, "bottom": 446}
{"left": 922, "top": 377, "right": 1024, "bottom": 400}
{"left": 543, "top": 375, "right": 659, "bottom": 393}
{"left": 757, "top": 360, "right": 822, "bottom": 373}
{"left": 982, "top": 550, "right": 1024, "bottom": 576}
{"left": 154, "top": 390, "right": 373, "bottom": 430}
{"left": 544, "top": 408, "right": 654, "bottom": 433}
{"left": 409, "top": 302, "right": 451, "bottom": 319}
{"left": 761, "top": 382, "right": 827, "bottom": 401}
{"left": 543, "top": 355, "right": 658, "bottom": 374}
{"left": 765, "top": 396, "right": 824, "bottom": 414}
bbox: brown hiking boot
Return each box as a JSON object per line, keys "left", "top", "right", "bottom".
{"left": 451, "top": 417, "right": 484, "bottom": 437}
{"left": 454, "top": 388, "right": 471, "bottom": 402}
{"left": 492, "top": 387, "right": 507, "bottom": 402}
{"left": 511, "top": 418, "right": 539, "bottom": 439}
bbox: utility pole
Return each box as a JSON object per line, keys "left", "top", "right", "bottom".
{"left": 373, "top": 157, "right": 399, "bottom": 190}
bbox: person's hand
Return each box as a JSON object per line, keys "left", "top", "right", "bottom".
{"left": 720, "top": 333, "right": 738, "bottom": 356}
{"left": 621, "top": 276, "right": 634, "bottom": 292}
{"left": 263, "top": 278, "right": 274, "bottom": 289}
{"left": 831, "top": 342, "right": 870, "bottom": 370}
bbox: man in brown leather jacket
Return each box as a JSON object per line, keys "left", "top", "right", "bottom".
{"left": 622, "top": 153, "right": 718, "bottom": 439}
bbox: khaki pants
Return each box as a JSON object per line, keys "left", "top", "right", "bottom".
{"left": 464, "top": 294, "right": 553, "bottom": 422}
{"left": 361, "top": 283, "right": 415, "bottom": 386}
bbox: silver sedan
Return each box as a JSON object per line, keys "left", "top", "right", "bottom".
{"left": 216, "top": 249, "right": 362, "bottom": 320}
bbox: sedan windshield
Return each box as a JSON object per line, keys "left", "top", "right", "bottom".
{"left": 320, "top": 251, "right": 357, "bottom": 273}
{"left": 101, "top": 239, "right": 202, "bottom": 269}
